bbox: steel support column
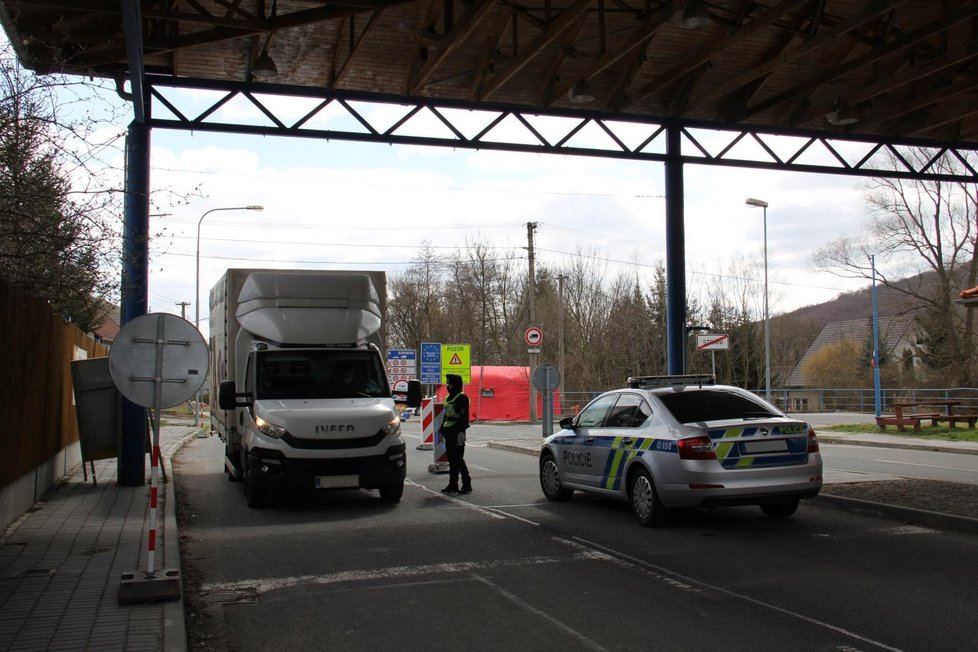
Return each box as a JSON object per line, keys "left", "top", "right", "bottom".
{"left": 665, "top": 124, "right": 685, "bottom": 375}
{"left": 119, "top": 121, "right": 151, "bottom": 486}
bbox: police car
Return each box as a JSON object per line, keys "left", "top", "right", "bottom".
{"left": 539, "top": 375, "right": 822, "bottom": 526}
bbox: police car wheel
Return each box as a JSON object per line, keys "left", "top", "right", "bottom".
{"left": 759, "top": 496, "right": 799, "bottom": 519}
{"left": 630, "top": 468, "right": 669, "bottom": 527}
{"left": 539, "top": 453, "right": 573, "bottom": 502}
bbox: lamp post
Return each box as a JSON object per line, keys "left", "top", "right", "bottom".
{"left": 745, "top": 197, "right": 770, "bottom": 402}
{"left": 194, "top": 204, "right": 263, "bottom": 426}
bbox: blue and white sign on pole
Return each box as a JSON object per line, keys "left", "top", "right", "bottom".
{"left": 420, "top": 342, "right": 442, "bottom": 384}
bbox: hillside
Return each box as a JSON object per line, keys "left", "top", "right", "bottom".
{"left": 778, "top": 282, "right": 916, "bottom": 331}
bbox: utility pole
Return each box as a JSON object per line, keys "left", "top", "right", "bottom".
{"left": 557, "top": 274, "right": 566, "bottom": 393}
{"left": 527, "top": 222, "right": 538, "bottom": 422}
{"left": 175, "top": 301, "right": 190, "bottom": 320}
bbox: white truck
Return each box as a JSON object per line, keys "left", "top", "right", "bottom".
{"left": 211, "top": 269, "right": 408, "bottom": 508}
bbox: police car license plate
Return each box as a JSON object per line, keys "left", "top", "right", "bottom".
{"left": 743, "top": 440, "right": 788, "bottom": 454}
{"left": 315, "top": 475, "right": 359, "bottom": 489}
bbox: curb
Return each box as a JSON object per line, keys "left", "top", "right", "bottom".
{"left": 163, "top": 431, "right": 198, "bottom": 652}
{"left": 487, "top": 441, "right": 540, "bottom": 456}
{"left": 811, "top": 494, "right": 978, "bottom": 536}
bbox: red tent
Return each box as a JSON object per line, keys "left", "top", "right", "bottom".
{"left": 435, "top": 366, "right": 562, "bottom": 422}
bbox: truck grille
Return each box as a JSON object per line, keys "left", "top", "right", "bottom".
{"left": 282, "top": 430, "right": 386, "bottom": 449}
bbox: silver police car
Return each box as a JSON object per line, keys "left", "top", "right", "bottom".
{"left": 539, "top": 375, "right": 823, "bottom": 526}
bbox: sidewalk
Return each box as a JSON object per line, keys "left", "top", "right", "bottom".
{"left": 0, "top": 424, "right": 976, "bottom": 652}
{"left": 0, "top": 425, "right": 197, "bottom": 652}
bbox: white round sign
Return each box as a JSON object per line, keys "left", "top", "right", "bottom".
{"left": 109, "top": 313, "right": 208, "bottom": 409}
{"left": 524, "top": 326, "right": 543, "bottom": 346}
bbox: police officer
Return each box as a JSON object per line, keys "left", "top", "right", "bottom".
{"left": 440, "top": 374, "right": 472, "bottom": 495}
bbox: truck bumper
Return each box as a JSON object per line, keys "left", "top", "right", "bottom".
{"left": 246, "top": 443, "right": 407, "bottom": 491}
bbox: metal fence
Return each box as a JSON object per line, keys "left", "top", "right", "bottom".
{"left": 557, "top": 388, "right": 978, "bottom": 416}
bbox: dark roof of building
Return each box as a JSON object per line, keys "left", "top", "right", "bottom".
{"left": 786, "top": 314, "right": 915, "bottom": 387}
{"left": 3, "top": 2, "right": 978, "bottom": 145}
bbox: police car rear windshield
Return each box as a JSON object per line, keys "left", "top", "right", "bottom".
{"left": 658, "top": 390, "right": 776, "bottom": 423}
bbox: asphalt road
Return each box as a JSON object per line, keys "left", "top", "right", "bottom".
{"left": 174, "top": 427, "right": 978, "bottom": 652}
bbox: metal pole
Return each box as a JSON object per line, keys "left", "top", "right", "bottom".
{"left": 527, "top": 222, "right": 538, "bottom": 422}
{"left": 194, "top": 205, "right": 263, "bottom": 426}
{"left": 746, "top": 198, "right": 770, "bottom": 400}
{"left": 763, "top": 204, "right": 770, "bottom": 401}
{"left": 871, "top": 255, "right": 882, "bottom": 416}
{"left": 665, "top": 125, "right": 686, "bottom": 375}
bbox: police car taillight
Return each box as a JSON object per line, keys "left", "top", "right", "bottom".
{"left": 807, "top": 427, "right": 820, "bottom": 453}
{"left": 677, "top": 436, "right": 717, "bottom": 460}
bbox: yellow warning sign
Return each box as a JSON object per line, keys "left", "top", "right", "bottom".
{"left": 441, "top": 343, "right": 471, "bottom": 384}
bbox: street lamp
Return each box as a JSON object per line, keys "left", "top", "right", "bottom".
{"left": 194, "top": 204, "right": 263, "bottom": 426}
{"left": 745, "top": 197, "right": 770, "bottom": 402}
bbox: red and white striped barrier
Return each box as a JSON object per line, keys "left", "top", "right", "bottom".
{"left": 426, "top": 400, "right": 449, "bottom": 474}
{"left": 417, "top": 398, "right": 437, "bottom": 450}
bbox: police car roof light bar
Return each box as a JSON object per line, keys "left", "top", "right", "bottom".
{"left": 626, "top": 374, "right": 716, "bottom": 389}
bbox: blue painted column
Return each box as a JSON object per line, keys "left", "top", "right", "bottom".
{"left": 665, "top": 124, "right": 685, "bottom": 375}
{"left": 119, "top": 121, "right": 151, "bottom": 486}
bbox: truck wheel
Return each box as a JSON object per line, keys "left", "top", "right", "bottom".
{"left": 379, "top": 482, "right": 404, "bottom": 503}
{"left": 244, "top": 462, "right": 266, "bottom": 508}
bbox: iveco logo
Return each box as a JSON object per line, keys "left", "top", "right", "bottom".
{"left": 760, "top": 427, "right": 770, "bottom": 436}
{"left": 315, "top": 424, "right": 354, "bottom": 434}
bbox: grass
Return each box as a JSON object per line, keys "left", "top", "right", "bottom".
{"left": 821, "top": 423, "right": 978, "bottom": 442}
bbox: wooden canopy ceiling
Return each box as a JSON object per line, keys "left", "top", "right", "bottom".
{"left": 3, "top": 1, "right": 978, "bottom": 145}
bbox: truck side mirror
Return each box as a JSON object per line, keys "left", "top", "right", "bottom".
{"left": 405, "top": 379, "right": 422, "bottom": 408}
{"left": 218, "top": 380, "right": 238, "bottom": 410}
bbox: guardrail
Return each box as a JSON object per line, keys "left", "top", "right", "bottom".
{"left": 556, "top": 388, "right": 978, "bottom": 416}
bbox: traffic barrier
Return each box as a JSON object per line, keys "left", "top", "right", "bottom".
{"left": 417, "top": 398, "right": 436, "bottom": 450}
{"left": 427, "top": 400, "right": 449, "bottom": 474}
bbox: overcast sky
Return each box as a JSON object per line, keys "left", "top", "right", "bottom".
{"left": 144, "top": 112, "right": 870, "bottom": 336}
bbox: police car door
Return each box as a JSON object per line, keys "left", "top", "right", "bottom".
{"left": 589, "top": 393, "right": 652, "bottom": 493}
{"left": 560, "top": 394, "right": 616, "bottom": 487}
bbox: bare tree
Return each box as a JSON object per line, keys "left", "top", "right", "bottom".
{"left": 813, "top": 148, "right": 978, "bottom": 385}
{"left": 0, "top": 45, "right": 133, "bottom": 330}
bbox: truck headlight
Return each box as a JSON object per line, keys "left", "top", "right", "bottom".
{"left": 383, "top": 416, "right": 401, "bottom": 437}
{"left": 255, "top": 416, "right": 287, "bottom": 439}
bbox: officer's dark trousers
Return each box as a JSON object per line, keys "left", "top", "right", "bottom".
{"left": 443, "top": 430, "right": 470, "bottom": 487}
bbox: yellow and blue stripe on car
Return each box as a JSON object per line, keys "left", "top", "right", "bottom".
{"left": 708, "top": 425, "right": 810, "bottom": 469}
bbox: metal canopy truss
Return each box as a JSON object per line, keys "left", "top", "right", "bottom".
{"left": 146, "top": 76, "right": 978, "bottom": 183}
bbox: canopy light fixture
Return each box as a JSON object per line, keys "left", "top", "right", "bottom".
{"left": 252, "top": 51, "right": 278, "bottom": 79}
{"left": 826, "top": 105, "right": 860, "bottom": 126}
{"left": 680, "top": 1, "right": 711, "bottom": 29}
{"left": 568, "top": 80, "right": 595, "bottom": 104}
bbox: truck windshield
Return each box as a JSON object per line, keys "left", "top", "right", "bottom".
{"left": 255, "top": 350, "right": 389, "bottom": 400}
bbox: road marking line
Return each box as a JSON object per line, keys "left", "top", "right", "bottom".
{"left": 471, "top": 573, "right": 609, "bottom": 652}
{"left": 569, "top": 536, "right": 904, "bottom": 652}
{"left": 201, "top": 551, "right": 604, "bottom": 595}
{"left": 873, "top": 459, "right": 977, "bottom": 473}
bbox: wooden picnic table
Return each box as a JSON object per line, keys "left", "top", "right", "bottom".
{"left": 878, "top": 400, "right": 978, "bottom": 431}
{"left": 891, "top": 400, "right": 960, "bottom": 419}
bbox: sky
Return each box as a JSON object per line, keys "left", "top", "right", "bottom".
{"left": 142, "top": 100, "right": 871, "bottom": 338}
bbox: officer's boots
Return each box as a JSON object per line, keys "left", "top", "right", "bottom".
{"left": 441, "top": 483, "right": 459, "bottom": 495}
{"left": 459, "top": 481, "right": 472, "bottom": 494}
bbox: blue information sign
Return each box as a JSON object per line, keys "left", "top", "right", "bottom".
{"left": 420, "top": 342, "right": 442, "bottom": 384}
